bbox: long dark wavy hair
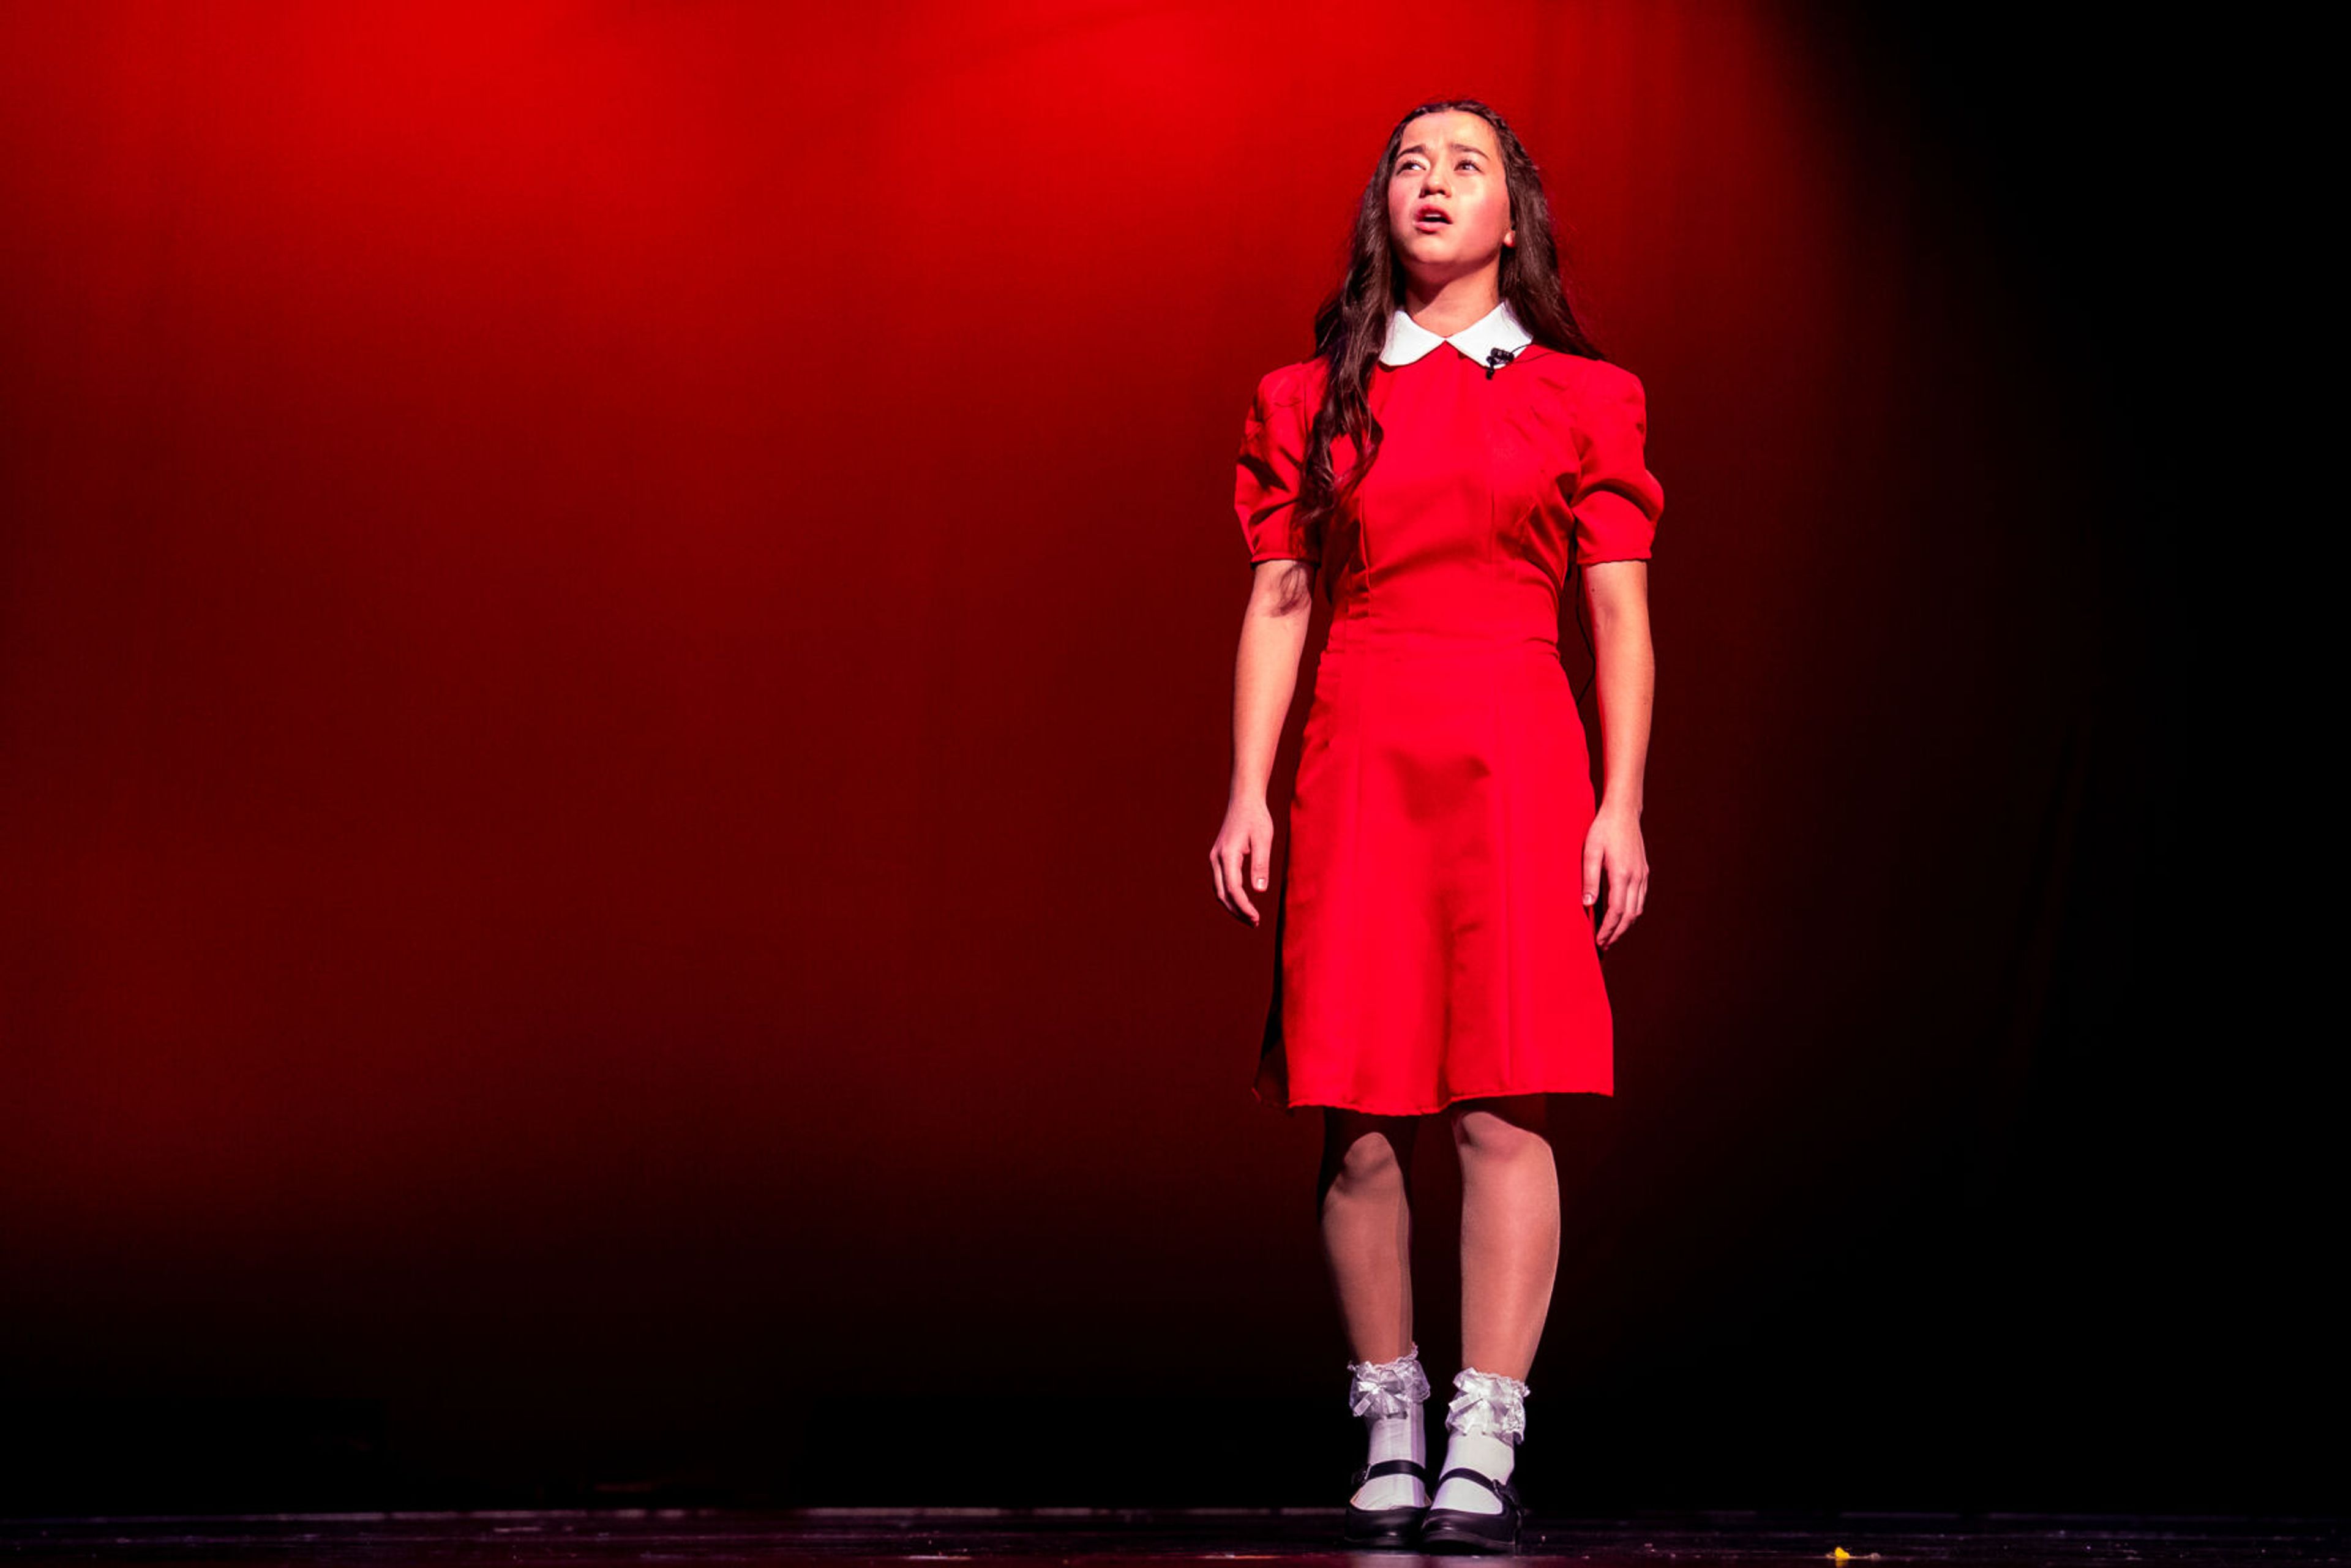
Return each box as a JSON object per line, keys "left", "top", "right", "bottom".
{"left": 1292, "top": 99, "right": 1609, "bottom": 558}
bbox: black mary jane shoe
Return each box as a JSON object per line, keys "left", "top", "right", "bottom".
{"left": 1338, "top": 1457, "right": 1431, "bottom": 1549}
{"left": 1414, "top": 1465, "right": 1526, "bottom": 1554}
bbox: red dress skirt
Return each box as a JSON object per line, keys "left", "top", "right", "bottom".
{"left": 1234, "top": 342, "right": 1665, "bottom": 1116}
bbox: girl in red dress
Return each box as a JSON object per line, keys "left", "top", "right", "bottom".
{"left": 1210, "top": 98, "right": 1662, "bottom": 1553}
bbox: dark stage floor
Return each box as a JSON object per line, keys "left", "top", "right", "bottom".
{"left": 2, "top": 1509, "right": 2345, "bottom": 1567}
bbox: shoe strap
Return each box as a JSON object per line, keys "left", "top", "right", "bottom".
{"left": 1351, "top": 1457, "right": 1431, "bottom": 1487}
{"left": 1435, "top": 1465, "right": 1521, "bottom": 1508}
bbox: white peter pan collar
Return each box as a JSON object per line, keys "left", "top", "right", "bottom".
{"left": 1378, "top": 298, "right": 1534, "bottom": 369}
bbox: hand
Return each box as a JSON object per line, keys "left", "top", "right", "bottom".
{"left": 1581, "top": 805, "right": 1648, "bottom": 953}
{"left": 1212, "top": 796, "right": 1277, "bottom": 927}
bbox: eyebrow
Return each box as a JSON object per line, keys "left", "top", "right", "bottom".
{"left": 1397, "top": 141, "right": 1491, "bottom": 160}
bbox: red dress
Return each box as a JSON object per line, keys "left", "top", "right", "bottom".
{"left": 1235, "top": 331, "right": 1664, "bottom": 1116}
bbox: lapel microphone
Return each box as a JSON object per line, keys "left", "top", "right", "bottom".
{"left": 1484, "top": 345, "right": 1518, "bottom": 379}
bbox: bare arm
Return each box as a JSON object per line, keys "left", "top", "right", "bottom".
{"left": 1580, "top": 559, "right": 1652, "bottom": 950}
{"left": 1212, "top": 560, "right": 1315, "bottom": 927}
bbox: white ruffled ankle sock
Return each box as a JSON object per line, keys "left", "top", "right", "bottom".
{"left": 1346, "top": 1342, "right": 1431, "bottom": 1510}
{"left": 1430, "top": 1367, "right": 1528, "bottom": 1515}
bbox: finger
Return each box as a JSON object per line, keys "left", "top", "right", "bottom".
{"left": 1614, "top": 868, "right": 1644, "bottom": 937}
{"left": 1232, "top": 838, "right": 1261, "bottom": 926}
{"left": 1211, "top": 844, "right": 1239, "bottom": 918}
{"left": 1598, "top": 863, "right": 1630, "bottom": 948}
{"left": 1611, "top": 857, "right": 1649, "bottom": 939}
{"left": 1581, "top": 836, "right": 1604, "bottom": 910}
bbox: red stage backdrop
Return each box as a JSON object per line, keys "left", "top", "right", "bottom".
{"left": 1, "top": 0, "right": 2310, "bottom": 1513}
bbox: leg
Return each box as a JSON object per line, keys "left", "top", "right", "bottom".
{"left": 1319, "top": 1110, "right": 1430, "bottom": 1515}
{"left": 1423, "top": 1093, "right": 1557, "bottom": 1534}
{"left": 1317, "top": 1109, "right": 1422, "bottom": 1361}
{"left": 1450, "top": 1093, "right": 1559, "bottom": 1377}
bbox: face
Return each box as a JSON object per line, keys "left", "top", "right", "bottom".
{"left": 1385, "top": 111, "right": 1514, "bottom": 282}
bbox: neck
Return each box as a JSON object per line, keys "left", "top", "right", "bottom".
{"left": 1399, "top": 269, "right": 1503, "bottom": 336}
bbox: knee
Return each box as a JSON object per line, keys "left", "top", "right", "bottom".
{"left": 1452, "top": 1102, "right": 1552, "bottom": 1169}
{"left": 1325, "top": 1129, "right": 1408, "bottom": 1199}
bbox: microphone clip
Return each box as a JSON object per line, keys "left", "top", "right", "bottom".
{"left": 1484, "top": 345, "right": 1518, "bottom": 380}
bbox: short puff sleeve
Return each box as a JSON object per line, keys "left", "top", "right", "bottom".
{"left": 1234, "top": 367, "right": 1321, "bottom": 568}
{"left": 1569, "top": 366, "right": 1665, "bottom": 566}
